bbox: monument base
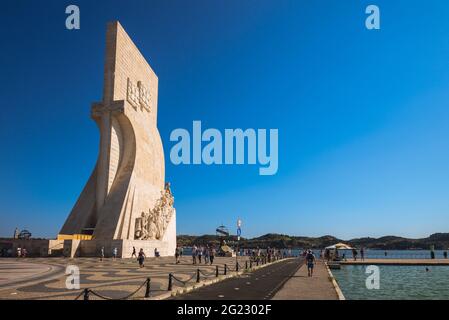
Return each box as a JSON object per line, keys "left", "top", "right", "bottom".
{"left": 63, "top": 239, "right": 175, "bottom": 258}
{"left": 0, "top": 238, "right": 175, "bottom": 258}
{"left": 62, "top": 204, "right": 176, "bottom": 258}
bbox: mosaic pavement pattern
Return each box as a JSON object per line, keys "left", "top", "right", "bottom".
{"left": 0, "top": 256, "right": 250, "bottom": 300}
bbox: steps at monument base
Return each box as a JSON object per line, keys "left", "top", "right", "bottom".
{"left": 64, "top": 239, "right": 174, "bottom": 258}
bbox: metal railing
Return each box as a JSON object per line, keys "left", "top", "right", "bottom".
{"left": 75, "top": 278, "right": 153, "bottom": 300}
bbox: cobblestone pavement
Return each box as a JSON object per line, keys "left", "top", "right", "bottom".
{"left": 0, "top": 256, "right": 250, "bottom": 300}
{"left": 0, "top": 260, "right": 63, "bottom": 290}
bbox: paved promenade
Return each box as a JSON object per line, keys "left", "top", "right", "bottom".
{"left": 340, "top": 259, "right": 449, "bottom": 266}
{"left": 172, "top": 258, "right": 302, "bottom": 300}
{"left": 0, "top": 256, "right": 249, "bottom": 300}
{"left": 272, "top": 260, "right": 339, "bottom": 300}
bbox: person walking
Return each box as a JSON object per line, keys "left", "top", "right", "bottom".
{"left": 204, "top": 246, "right": 210, "bottom": 264}
{"left": 306, "top": 250, "right": 316, "bottom": 277}
{"left": 352, "top": 248, "right": 358, "bottom": 261}
{"left": 112, "top": 247, "right": 118, "bottom": 260}
{"left": 192, "top": 245, "right": 197, "bottom": 265}
{"left": 324, "top": 249, "right": 330, "bottom": 261}
{"left": 210, "top": 247, "right": 215, "bottom": 265}
{"left": 175, "top": 246, "right": 180, "bottom": 264}
{"left": 360, "top": 247, "right": 365, "bottom": 261}
{"left": 131, "top": 246, "right": 137, "bottom": 258}
{"left": 198, "top": 246, "right": 203, "bottom": 264}
{"left": 100, "top": 246, "right": 105, "bottom": 261}
{"left": 17, "top": 247, "right": 21, "bottom": 258}
{"left": 137, "top": 248, "right": 146, "bottom": 268}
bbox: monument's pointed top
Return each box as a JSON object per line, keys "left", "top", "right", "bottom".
{"left": 107, "top": 20, "right": 124, "bottom": 31}
{"left": 102, "top": 21, "right": 158, "bottom": 119}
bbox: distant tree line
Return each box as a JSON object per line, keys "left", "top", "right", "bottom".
{"left": 177, "top": 233, "right": 449, "bottom": 250}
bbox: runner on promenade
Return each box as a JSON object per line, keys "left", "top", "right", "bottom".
{"left": 306, "top": 250, "right": 316, "bottom": 277}
{"left": 131, "top": 246, "right": 137, "bottom": 258}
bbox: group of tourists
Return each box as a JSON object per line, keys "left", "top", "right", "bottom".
{"left": 350, "top": 247, "right": 365, "bottom": 261}
{"left": 98, "top": 246, "right": 154, "bottom": 268}
{"left": 249, "top": 248, "right": 263, "bottom": 261}
{"left": 266, "top": 247, "right": 283, "bottom": 262}
{"left": 191, "top": 245, "right": 216, "bottom": 265}
{"left": 132, "top": 247, "right": 160, "bottom": 267}
{"left": 16, "top": 247, "right": 27, "bottom": 258}
{"left": 94, "top": 243, "right": 449, "bottom": 276}
{"left": 242, "top": 247, "right": 286, "bottom": 263}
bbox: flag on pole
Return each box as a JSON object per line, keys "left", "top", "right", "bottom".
{"left": 237, "top": 218, "right": 242, "bottom": 240}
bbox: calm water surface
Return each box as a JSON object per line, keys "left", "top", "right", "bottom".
{"left": 332, "top": 265, "right": 449, "bottom": 300}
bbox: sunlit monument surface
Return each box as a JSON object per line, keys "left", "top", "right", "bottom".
{"left": 57, "top": 21, "right": 176, "bottom": 257}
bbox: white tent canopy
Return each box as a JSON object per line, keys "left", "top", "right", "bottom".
{"left": 325, "top": 243, "right": 354, "bottom": 250}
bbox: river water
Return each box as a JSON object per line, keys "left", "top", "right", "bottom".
{"left": 332, "top": 264, "right": 449, "bottom": 300}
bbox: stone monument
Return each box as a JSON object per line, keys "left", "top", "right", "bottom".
{"left": 58, "top": 21, "right": 176, "bottom": 258}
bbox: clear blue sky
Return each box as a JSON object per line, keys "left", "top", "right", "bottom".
{"left": 1, "top": 0, "right": 448, "bottom": 240}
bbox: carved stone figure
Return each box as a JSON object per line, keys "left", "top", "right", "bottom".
{"left": 134, "top": 183, "right": 175, "bottom": 240}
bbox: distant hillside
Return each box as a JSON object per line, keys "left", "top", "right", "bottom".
{"left": 177, "top": 233, "right": 449, "bottom": 250}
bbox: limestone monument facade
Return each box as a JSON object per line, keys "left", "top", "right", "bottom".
{"left": 57, "top": 21, "right": 176, "bottom": 258}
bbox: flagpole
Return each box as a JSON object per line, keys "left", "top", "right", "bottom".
{"left": 236, "top": 218, "right": 242, "bottom": 271}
